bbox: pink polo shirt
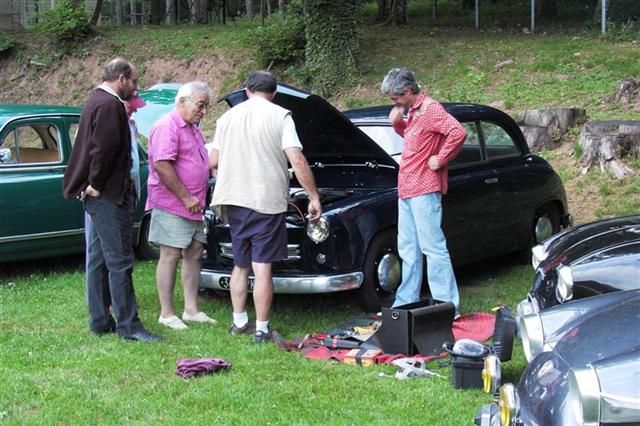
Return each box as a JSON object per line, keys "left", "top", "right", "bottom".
{"left": 145, "top": 110, "right": 210, "bottom": 220}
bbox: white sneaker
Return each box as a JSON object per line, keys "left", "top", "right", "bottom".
{"left": 182, "top": 311, "right": 217, "bottom": 325}
{"left": 158, "top": 315, "right": 188, "bottom": 330}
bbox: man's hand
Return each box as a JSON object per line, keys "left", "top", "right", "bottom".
{"left": 388, "top": 106, "right": 404, "bottom": 126}
{"left": 80, "top": 184, "right": 100, "bottom": 201}
{"left": 306, "top": 198, "right": 322, "bottom": 223}
{"left": 182, "top": 194, "right": 202, "bottom": 214}
{"left": 428, "top": 156, "right": 441, "bottom": 171}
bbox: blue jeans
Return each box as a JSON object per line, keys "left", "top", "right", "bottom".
{"left": 393, "top": 193, "right": 460, "bottom": 312}
{"left": 84, "top": 187, "right": 142, "bottom": 337}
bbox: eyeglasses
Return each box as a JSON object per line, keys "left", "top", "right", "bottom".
{"left": 389, "top": 92, "right": 406, "bottom": 102}
{"left": 187, "top": 96, "right": 209, "bottom": 110}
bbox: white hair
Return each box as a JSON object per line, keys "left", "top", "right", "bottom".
{"left": 175, "top": 81, "right": 212, "bottom": 105}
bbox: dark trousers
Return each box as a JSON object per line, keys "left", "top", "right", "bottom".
{"left": 84, "top": 187, "right": 142, "bottom": 337}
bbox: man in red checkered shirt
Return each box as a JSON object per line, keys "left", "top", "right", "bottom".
{"left": 381, "top": 68, "right": 467, "bottom": 317}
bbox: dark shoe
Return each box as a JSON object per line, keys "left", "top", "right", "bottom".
{"left": 228, "top": 322, "right": 256, "bottom": 335}
{"left": 253, "top": 330, "right": 273, "bottom": 344}
{"left": 91, "top": 324, "right": 116, "bottom": 336}
{"left": 124, "top": 329, "right": 163, "bottom": 343}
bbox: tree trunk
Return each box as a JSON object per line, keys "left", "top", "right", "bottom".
{"left": 378, "top": 0, "right": 407, "bottom": 25}
{"left": 91, "top": 0, "right": 103, "bottom": 25}
{"left": 115, "top": 0, "right": 123, "bottom": 25}
{"left": 303, "top": 0, "right": 359, "bottom": 96}
{"left": 130, "top": 0, "right": 136, "bottom": 24}
{"left": 278, "top": 0, "right": 286, "bottom": 13}
{"left": 376, "top": 0, "right": 390, "bottom": 21}
{"left": 246, "top": 0, "right": 254, "bottom": 19}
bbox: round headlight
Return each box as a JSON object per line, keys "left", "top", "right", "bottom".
{"left": 306, "top": 217, "right": 329, "bottom": 243}
{"left": 499, "top": 383, "right": 520, "bottom": 426}
{"left": 556, "top": 265, "right": 574, "bottom": 302}
{"left": 482, "top": 355, "right": 501, "bottom": 394}
{"left": 519, "top": 312, "right": 544, "bottom": 362}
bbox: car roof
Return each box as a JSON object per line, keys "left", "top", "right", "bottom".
{"left": 343, "top": 103, "right": 510, "bottom": 123}
{"left": 0, "top": 104, "right": 81, "bottom": 127}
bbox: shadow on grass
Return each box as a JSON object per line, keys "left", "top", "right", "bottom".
{"left": 0, "top": 253, "right": 85, "bottom": 283}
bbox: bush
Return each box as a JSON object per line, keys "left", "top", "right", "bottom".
{"left": 248, "top": 13, "right": 306, "bottom": 68}
{"left": 33, "top": 0, "right": 91, "bottom": 44}
{"left": 0, "top": 34, "right": 16, "bottom": 56}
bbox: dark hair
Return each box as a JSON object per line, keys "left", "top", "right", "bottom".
{"left": 102, "top": 58, "right": 133, "bottom": 82}
{"left": 245, "top": 71, "right": 277, "bottom": 94}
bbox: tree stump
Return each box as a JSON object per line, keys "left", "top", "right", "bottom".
{"left": 610, "top": 79, "right": 640, "bottom": 104}
{"left": 519, "top": 125, "right": 553, "bottom": 151}
{"left": 579, "top": 121, "right": 640, "bottom": 179}
{"left": 517, "top": 108, "right": 587, "bottom": 152}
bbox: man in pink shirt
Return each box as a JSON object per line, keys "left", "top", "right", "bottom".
{"left": 381, "top": 68, "right": 467, "bottom": 316}
{"left": 146, "top": 81, "right": 215, "bottom": 330}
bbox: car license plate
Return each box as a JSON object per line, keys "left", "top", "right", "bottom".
{"left": 218, "top": 276, "right": 254, "bottom": 291}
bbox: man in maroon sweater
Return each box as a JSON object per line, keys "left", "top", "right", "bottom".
{"left": 64, "top": 58, "right": 161, "bottom": 342}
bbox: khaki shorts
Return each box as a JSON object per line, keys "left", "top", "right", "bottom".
{"left": 148, "top": 208, "right": 206, "bottom": 249}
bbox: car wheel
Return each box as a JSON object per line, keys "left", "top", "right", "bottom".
{"left": 134, "top": 215, "right": 160, "bottom": 260}
{"left": 357, "top": 229, "right": 402, "bottom": 312}
{"left": 520, "top": 203, "right": 560, "bottom": 263}
{"left": 533, "top": 203, "right": 561, "bottom": 245}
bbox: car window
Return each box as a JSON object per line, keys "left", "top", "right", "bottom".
{"left": 0, "top": 123, "right": 61, "bottom": 165}
{"left": 358, "top": 125, "right": 404, "bottom": 156}
{"left": 68, "top": 122, "right": 79, "bottom": 147}
{"left": 482, "top": 121, "right": 520, "bottom": 158}
{"left": 450, "top": 121, "right": 482, "bottom": 167}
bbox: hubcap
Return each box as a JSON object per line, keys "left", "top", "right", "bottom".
{"left": 376, "top": 252, "right": 401, "bottom": 293}
{"left": 534, "top": 215, "right": 553, "bottom": 243}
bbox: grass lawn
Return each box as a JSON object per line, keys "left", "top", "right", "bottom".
{"left": 1, "top": 254, "right": 530, "bottom": 425}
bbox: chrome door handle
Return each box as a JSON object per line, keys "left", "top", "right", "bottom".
{"left": 484, "top": 178, "right": 498, "bottom": 184}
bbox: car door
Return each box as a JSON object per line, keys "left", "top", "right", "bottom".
{"left": 0, "top": 116, "right": 84, "bottom": 262}
{"left": 442, "top": 121, "right": 504, "bottom": 264}
{"left": 479, "top": 120, "right": 531, "bottom": 254}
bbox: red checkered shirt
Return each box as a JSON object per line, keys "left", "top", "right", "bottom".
{"left": 393, "top": 92, "right": 467, "bottom": 199}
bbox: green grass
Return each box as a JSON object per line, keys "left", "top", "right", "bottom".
{"left": 0, "top": 255, "right": 531, "bottom": 425}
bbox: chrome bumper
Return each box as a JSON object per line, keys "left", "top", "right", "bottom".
{"left": 199, "top": 270, "right": 363, "bottom": 294}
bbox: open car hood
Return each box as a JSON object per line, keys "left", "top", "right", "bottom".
{"left": 219, "top": 84, "right": 397, "bottom": 167}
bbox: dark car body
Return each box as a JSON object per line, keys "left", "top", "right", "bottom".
{"left": 199, "top": 84, "right": 571, "bottom": 310}
{"left": 0, "top": 104, "right": 155, "bottom": 262}
{"left": 517, "top": 214, "right": 640, "bottom": 316}
{"left": 477, "top": 290, "right": 640, "bottom": 426}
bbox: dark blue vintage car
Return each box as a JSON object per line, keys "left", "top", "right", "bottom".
{"left": 199, "top": 84, "right": 571, "bottom": 311}
{"left": 519, "top": 214, "right": 640, "bottom": 313}
{"left": 479, "top": 289, "right": 640, "bottom": 426}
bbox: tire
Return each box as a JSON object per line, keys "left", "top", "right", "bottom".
{"left": 356, "top": 229, "right": 402, "bottom": 312}
{"left": 134, "top": 215, "right": 160, "bottom": 260}
{"left": 520, "top": 203, "right": 560, "bottom": 263}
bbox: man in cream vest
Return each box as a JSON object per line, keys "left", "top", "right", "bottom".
{"left": 209, "top": 71, "right": 322, "bottom": 343}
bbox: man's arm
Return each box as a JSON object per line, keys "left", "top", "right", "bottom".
{"left": 155, "top": 160, "right": 201, "bottom": 214}
{"left": 284, "top": 147, "right": 322, "bottom": 222}
{"left": 388, "top": 106, "right": 407, "bottom": 137}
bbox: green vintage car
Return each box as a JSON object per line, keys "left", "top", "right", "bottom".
{"left": 0, "top": 104, "right": 157, "bottom": 262}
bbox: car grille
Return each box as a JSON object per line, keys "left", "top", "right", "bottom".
{"left": 219, "top": 242, "right": 301, "bottom": 261}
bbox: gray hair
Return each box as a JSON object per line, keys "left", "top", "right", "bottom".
{"left": 380, "top": 68, "right": 420, "bottom": 96}
{"left": 103, "top": 58, "right": 134, "bottom": 82}
{"left": 175, "top": 81, "right": 212, "bottom": 105}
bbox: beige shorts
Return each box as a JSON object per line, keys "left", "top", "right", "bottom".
{"left": 148, "top": 208, "right": 206, "bottom": 249}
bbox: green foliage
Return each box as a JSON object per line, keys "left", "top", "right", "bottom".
{"left": 33, "top": 0, "right": 91, "bottom": 44}
{"left": 0, "top": 34, "right": 16, "bottom": 55}
{"left": 247, "top": 11, "right": 306, "bottom": 68}
{"left": 573, "top": 142, "right": 583, "bottom": 158}
{"left": 304, "top": 0, "right": 360, "bottom": 96}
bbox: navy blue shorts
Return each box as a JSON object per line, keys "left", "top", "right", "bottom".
{"left": 227, "top": 205, "right": 287, "bottom": 267}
